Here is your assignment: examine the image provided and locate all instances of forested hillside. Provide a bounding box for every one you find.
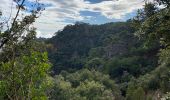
[0,0,170,99]
[46,0,170,99]
[47,22,159,77]
[46,20,161,99]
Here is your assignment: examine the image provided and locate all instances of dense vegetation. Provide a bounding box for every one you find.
[47,21,159,79]
[0,0,170,99]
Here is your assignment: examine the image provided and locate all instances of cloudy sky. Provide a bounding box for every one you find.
[0,0,148,38]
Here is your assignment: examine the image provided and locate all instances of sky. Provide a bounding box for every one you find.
[0,0,149,38]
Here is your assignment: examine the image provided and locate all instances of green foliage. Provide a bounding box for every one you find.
[0,0,50,99]
[47,22,141,73]
[131,87,145,100]
[0,51,51,99]
[134,1,170,47]
[85,57,104,70]
[159,46,170,65]
[47,21,158,79]
[127,1,170,98]
[126,83,145,100]
[50,69,122,100]
[1,0,170,99]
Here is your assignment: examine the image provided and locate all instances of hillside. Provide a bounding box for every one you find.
[1,0,170,99]
[47,21,159,78]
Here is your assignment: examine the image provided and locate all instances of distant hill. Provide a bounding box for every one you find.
[47,21,159,79]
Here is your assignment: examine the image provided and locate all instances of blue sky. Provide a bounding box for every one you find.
[85,0,114,3]
[79,10,137,24]
[0,0,147,38]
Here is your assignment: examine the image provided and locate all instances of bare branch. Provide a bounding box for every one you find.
[0,0,26,49]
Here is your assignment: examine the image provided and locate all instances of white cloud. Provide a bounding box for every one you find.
[1,0,151,38]
[0,0,35,30]
[0,0,17,23]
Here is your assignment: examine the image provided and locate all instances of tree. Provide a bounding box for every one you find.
[85,57,104,71]
[130,1,170,97]
[50,69,122,100]
[0,0,51,99]
[0,52,51,99]
[132,87,145,100]
[154,0,170,7]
